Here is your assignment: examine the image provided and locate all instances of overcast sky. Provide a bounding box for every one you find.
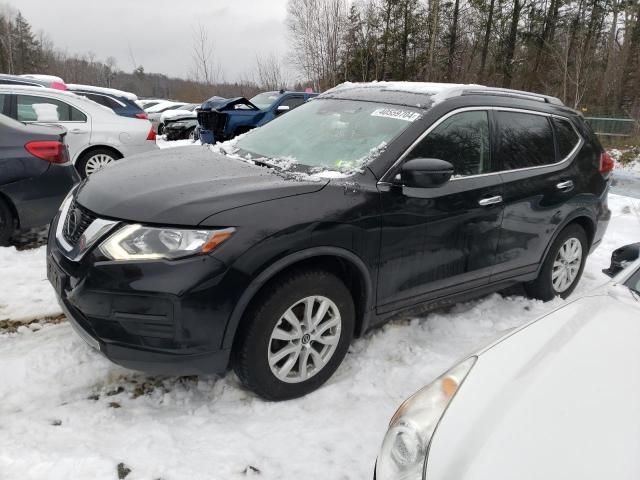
[9,0,292,81]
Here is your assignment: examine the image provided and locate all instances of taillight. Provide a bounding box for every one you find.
[50,81,67,91]
[599,151,615,175]
[25,141,68,164]
[146,127,156,141]
[135,112,148,119]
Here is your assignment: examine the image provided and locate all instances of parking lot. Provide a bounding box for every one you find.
[1,179,639,479]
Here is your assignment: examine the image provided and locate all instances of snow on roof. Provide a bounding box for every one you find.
[322,81,564,106]
[324,81,483,96]
[20,74,65,84]
[66,84,138,101]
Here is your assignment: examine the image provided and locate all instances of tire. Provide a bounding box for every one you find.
[186,127,196,140]
[232,269,355,401]
[525,224,588,301]
[76,148,121,179]
[157,123,165,135]
[0,198,15,246]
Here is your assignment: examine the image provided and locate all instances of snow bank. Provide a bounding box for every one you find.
[0,246,61,322]
[0,194,638,479]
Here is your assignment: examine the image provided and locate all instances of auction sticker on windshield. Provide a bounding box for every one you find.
[371,108,421,122]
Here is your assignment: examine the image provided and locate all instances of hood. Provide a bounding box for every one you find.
[426,290,640,480]
[200,96,259,111]
[165,113,197,123]
[75,146,327,225]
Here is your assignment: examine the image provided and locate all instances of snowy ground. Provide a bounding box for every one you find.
[1,176,639,477]
[610,148,640,199]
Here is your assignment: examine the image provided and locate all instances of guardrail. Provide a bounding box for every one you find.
[584,117,638,137]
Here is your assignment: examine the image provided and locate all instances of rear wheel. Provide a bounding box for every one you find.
[232,269,355,400]
[525,224,588,301]
[186,127,196,140]
[76,148,121,178]
[0,198,15,246]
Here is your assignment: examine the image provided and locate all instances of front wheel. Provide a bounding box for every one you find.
[525,224,588,301]
[232,269,355,400]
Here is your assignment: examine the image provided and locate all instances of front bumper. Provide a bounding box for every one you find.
[47,212,235,375]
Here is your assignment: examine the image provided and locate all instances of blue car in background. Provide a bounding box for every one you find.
[66,84,148,119]
[197,90,317,144]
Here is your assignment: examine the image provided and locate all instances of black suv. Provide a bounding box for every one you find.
[47,83,611,400]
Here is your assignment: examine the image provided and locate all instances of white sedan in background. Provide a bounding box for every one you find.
[0,85,158,177]
[146,101,189,133]
[376,243,640,480]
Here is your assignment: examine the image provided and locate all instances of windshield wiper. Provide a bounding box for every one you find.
[252,158,275,169]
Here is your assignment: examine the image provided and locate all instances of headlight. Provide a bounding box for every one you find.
[99,224,235,261]
[169,122,186,128]
[376,357,476,480]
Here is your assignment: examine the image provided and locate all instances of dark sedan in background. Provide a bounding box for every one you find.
[0,113,79,245]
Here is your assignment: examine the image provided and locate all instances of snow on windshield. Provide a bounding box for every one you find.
[233,99,417,175]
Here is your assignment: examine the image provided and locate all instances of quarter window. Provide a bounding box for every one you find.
[495,111,555,169]
[552,117,580,159]
[16,95,87,122]
[406,110,492,176]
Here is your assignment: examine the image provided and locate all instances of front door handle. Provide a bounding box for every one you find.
[478,195,503,206]
[556,180,574,192]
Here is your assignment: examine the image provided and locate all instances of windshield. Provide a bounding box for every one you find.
[235,99,420,171]
[250,92,281,110]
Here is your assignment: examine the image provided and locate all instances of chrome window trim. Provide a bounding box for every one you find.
[379,106,584,184]
[55,194,120,262]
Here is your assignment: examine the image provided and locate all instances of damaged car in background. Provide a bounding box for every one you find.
[197,90,317,144]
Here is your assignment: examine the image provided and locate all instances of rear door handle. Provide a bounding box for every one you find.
[69,129,85,134]
[556,180,574,192]
[478,195,503,206]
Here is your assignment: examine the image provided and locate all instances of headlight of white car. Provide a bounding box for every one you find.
[99,224,235,261]
[376,357,476,480]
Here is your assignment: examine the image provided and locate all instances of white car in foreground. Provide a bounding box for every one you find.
[0,85,158,177]
[376,243,640,480]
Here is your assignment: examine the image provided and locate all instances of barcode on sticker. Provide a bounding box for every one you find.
[371,108,421,122]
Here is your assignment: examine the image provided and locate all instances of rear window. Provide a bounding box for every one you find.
[495,111,556,170]
[552,117,581,159]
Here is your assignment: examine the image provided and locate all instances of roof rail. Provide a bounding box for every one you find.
[460,87,564,106]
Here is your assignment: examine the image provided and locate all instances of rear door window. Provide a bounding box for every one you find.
[406,110,493,176]
[16,95,86,122]
[495,111,555,169]
[552,117,581,159]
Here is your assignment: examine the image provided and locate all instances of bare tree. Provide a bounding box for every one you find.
[190,23,221,86]
[286,0,347,90]
[255,52,290,90]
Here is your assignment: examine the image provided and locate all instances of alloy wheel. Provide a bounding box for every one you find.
[268,295,342,383]
[552,237,583,293]
[84,154,115,176]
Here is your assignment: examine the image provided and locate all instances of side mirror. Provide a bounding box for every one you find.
[603,243,640,277]
[401,158,454,188]
[276,105,290,114]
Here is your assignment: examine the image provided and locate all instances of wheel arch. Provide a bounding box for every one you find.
[75,144,123,165]
[536,210,597,276]
[222,247,374,350]
[0,190,19,229]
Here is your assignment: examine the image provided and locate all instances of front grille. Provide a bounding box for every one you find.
[62,201,97,246]
[197,110,227,140]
